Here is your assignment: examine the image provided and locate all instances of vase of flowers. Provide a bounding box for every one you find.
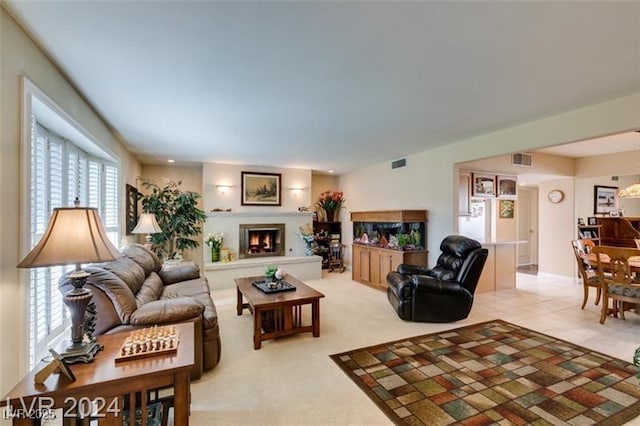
[298,224,317,256]
[316,190,346,222]
[206,233,224,262]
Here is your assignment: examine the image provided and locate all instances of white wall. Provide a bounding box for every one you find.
[340,93,640,274]
[575,175,640,221]
[202,163,312,213]
[574,151,640,219]
[538,178,575,277]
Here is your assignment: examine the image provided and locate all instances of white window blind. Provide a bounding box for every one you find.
[28,119,119,368]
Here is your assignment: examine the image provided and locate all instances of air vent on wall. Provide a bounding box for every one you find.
[391,158,407,169]
[512,152,532,167]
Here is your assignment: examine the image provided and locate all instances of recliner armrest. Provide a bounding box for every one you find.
[397,264,430,276]
[129,297,204,325]
[411,275,469,296]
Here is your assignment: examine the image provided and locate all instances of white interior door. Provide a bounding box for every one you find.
[517,188,538,265]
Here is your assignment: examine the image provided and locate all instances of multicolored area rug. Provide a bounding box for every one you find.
[330,320,640,425]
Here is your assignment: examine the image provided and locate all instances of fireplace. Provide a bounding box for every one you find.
[239,224,285,259]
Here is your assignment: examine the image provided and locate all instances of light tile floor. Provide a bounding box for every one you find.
[472,272,639,362]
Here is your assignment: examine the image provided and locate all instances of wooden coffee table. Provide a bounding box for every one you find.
[235,275,325,349]
[2,322,194,425]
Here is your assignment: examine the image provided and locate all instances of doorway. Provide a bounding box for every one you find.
[516,187,538,267]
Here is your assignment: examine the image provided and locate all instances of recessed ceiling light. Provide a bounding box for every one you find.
[328,169,334,174]
[167,159,175,163]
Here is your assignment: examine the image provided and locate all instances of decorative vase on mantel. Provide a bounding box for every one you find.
[211,247,220,262]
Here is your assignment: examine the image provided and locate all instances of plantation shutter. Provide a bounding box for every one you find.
[28,119,119,369]
[104,164,119,243]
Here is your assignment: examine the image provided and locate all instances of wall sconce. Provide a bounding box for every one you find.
[289,187,307,196]
[216,184,232,194]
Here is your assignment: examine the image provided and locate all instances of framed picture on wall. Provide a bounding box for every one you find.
[472,173,496,197]
[125,184,139,235]
[499,199,515,218]
[497,175,517,198]
[241,172,282,206]
[594,185,618,215]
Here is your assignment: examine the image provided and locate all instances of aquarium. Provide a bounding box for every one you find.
[353,221,425,251]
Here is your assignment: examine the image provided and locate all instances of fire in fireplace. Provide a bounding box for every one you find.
[239,224,285,258]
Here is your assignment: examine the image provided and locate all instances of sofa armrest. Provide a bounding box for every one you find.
[397,264,430,276]
[158,261,201,285]
[129,297,204,325]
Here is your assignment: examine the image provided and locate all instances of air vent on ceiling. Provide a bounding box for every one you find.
[512,152,532,167]
[391,158,407,169]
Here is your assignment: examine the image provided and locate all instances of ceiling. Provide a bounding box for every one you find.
[5,1,640,174]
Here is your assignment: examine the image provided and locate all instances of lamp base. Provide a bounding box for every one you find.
[61,269,102,363]
[55,339,102,364]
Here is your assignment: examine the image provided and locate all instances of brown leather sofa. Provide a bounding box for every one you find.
[59,244,221,380]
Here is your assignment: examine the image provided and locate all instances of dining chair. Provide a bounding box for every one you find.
[592,245,640,324]
[571,240,602,309]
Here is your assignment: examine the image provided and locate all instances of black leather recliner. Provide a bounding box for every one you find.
[386,235,488,323]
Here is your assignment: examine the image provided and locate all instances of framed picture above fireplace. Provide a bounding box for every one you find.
[241,171,282,206]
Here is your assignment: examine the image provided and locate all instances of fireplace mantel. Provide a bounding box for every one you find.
[207,211,312,218]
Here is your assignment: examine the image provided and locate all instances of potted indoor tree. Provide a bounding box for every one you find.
[138,178,207,261]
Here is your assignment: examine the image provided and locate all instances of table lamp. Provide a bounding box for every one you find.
[17,206,120,363]
[131,213,162,249]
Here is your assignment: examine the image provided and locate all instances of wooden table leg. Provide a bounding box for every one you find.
[312,300,320,337]
[253,307,262,350]
[173,371,190,426]
[236,286,243,315]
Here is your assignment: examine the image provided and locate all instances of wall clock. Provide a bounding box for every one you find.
[547,189,564,203]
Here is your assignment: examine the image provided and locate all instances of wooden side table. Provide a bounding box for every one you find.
[1,322,194,425]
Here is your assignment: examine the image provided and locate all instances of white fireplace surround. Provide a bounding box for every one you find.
[203,211,321,289]
[204,211,312,257]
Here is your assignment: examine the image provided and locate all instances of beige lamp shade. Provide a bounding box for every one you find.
[17,207,120,268]
[131,213,162,234]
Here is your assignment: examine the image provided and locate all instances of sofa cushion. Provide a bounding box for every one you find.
[129,297,204,325]
[159,261,201,285]
[84,266,137,323]
[162,278,218,330]
[122,244,162,275]
[101,256,146,294]
[135,271,164,307]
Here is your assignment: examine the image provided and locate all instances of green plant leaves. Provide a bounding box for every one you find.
[139,179,206,260]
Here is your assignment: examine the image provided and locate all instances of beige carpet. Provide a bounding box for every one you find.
[187,271,640,426]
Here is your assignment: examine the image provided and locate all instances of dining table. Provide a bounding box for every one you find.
[581,252,640,272]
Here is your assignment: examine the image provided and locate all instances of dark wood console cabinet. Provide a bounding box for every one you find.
[598,217,640,247]
[313,221,341,269]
